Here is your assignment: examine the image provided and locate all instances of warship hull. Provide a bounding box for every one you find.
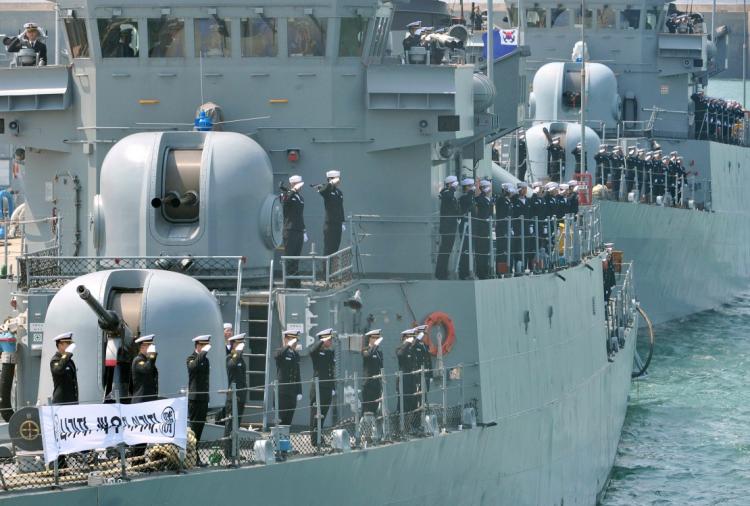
[3,261,636,506]
[600,141,750,325]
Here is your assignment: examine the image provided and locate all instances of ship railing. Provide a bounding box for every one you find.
[279,246,354,290]
[1,216,60,286]
[592,168,713,211]
[0,361,481,492]
[349,204,603,279]
[16,254,245,291]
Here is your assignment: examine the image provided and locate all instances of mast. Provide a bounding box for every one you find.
[486,0,495,177]
[580,0,587,175]
[744,0,747,107]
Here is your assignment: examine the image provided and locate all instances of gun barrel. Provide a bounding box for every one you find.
[76,285,121,332]
[150,191,181,209]
[179,190,199,207]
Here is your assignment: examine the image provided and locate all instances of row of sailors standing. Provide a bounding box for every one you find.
[691,92,746,145]
[436,177,580,280]
[594,145,688,206]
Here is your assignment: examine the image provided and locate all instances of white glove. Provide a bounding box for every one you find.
[416,332,424,341]
[66,343,76,355]
[202,344,212,353]
[404,337,414,344]
[373,337,383,347]
[296,394,303,401]
[332,390,336,396]
[341,224,346,232]
[236,342,245,352]
[331,177,340,185]
[147,344,156,354]
[529,226,534,234]
[287,338,297,348]
[303,233,308,243]
[295,344,302,351]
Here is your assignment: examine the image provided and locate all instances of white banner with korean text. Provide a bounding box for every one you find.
[39,397,188,464]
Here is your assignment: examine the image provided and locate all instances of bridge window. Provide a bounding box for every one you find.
[241,17,277,57]
[525,8,547,28]
[551,7,571,27]
[339,17,368,57]
[194,18,231,57]
[288,17,327,57]
[147,17,185,57]
[64,18,90,58]
[597,6,616,28]
[645,8,661,30]
[98,18,139,58]
[620,9,640,30]
[575,7,593,28]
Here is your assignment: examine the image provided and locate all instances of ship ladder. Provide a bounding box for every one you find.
[242,263,276,429]
[632,306,655,378]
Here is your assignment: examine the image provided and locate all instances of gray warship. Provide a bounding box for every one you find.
[493,0,750,324]
[0,0,640,504]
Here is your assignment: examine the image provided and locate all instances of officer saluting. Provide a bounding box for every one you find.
[131,335,158,403]
[223,333,247,455]
[275,329,302,425]
[458,178,477,280]
[396,328,418,421]
[474,180,494,279]
[435,176,460,280]
[281,175,306,288]
[309,328,336,446]
[186,335,211,442]
[412,325,432,397]
[361,329,384,416]
[403,21,422,52]
[51,332,78,405]
[317,170,345,255]
[223,323,233,355]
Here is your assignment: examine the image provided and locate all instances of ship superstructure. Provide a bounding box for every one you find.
[0,1,639,504]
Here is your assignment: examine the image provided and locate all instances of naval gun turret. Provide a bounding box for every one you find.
[76,285,121,333]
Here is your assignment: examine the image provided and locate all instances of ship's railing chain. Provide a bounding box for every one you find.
[279,246,354,289]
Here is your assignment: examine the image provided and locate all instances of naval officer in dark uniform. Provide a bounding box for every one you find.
[275,329,302,426]
[494,183,513,274]
[131,335,158,403]
[412,325,432,398]
[130,334,158,456]
[403,21,422,52]
[458,178,477,280]
[396,328,418,423]
[309,328,336,446]
[435,175,460,280]
[281,175,306,288]
[223,333,247,456]
[317,170,345,255]
[4,22,47,66]
[474,180,494,279]
[186,334,211,442]
[50,332,78,405]
[361,329,384,416]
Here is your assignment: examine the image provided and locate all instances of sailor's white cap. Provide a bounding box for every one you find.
[567,180,578,186]
[508,186,518,195]
[326,170,340,179]
[400,328,416,336]
[192,334,211,343]
[479,179,492,189]
[283,329,301,337]
[316,328,334,339]
[559,183,570,191]
[223,323,233,330]
[604,242,614,249]
[406,20,422,28]
[413,324,427,333]
[501,182,513,191]
[461,178,474,186]
[531,181,542,188]
[365,329,382,337]
[289,175,303,185]
[53,332,73,343]
[545,182,558,191]
[135,334,155,344]
[517,182,528,189]
[228,333,246,342]
[23,22,39,30]
[444,175,458,185]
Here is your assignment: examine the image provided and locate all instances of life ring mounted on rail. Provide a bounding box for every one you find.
[423,311,457,357]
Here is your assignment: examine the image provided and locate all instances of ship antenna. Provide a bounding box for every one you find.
[744,0,747,108]
[199,50,205,105]
[580,0,587,175]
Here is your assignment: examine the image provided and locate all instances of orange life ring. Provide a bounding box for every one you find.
[423,311,456,357]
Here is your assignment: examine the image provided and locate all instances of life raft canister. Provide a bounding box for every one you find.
[423,311,456,357]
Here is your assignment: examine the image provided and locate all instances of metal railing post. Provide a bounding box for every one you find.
[506,217,511,271]
[649,169,653,204]
[467,215,474,276]
[397,371,405,436]
[489,216,496,278]
[441,365,447,430]
[314,376,322,448]
[353,372,360,445]
[379,368,389,440]
[520,215,526,272]
[534,216,539,271]
[273,380,280,427]
[420,368,427,426]
[231,383,239,467]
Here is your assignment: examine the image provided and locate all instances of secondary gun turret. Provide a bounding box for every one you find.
[76,285,121,333]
